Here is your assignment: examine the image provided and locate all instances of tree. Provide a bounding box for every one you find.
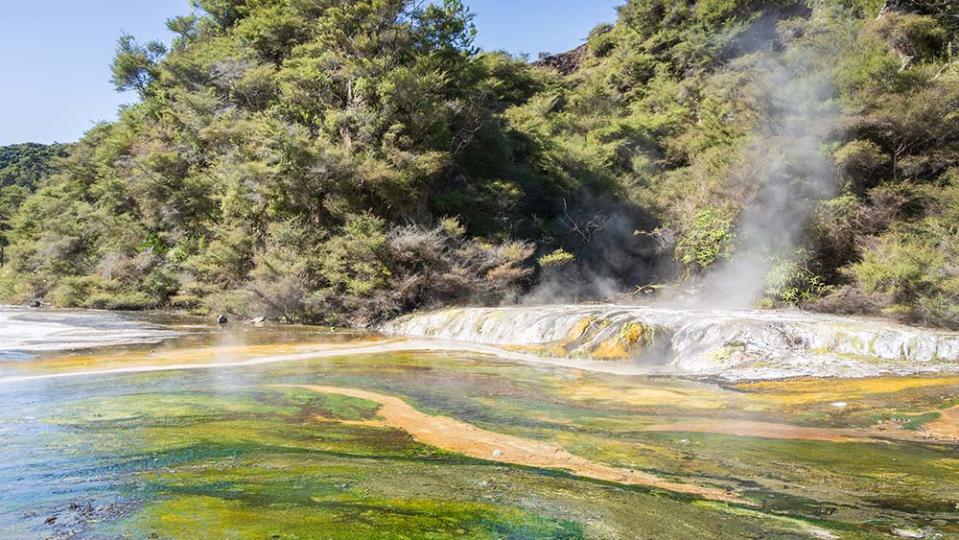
[166,14,199,50]
[110,34,167,96]
[190,0,246,28]
[6,0,957,329]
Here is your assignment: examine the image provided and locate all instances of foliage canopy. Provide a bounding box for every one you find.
[3,0,958,328]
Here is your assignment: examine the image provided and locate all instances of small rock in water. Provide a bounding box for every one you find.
[830,402,848,409]
[492,449,503,458]
[679,439,690,445]
[892,528,924,539]
[216,314,229,325]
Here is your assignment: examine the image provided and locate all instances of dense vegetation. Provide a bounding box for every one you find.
[0,143,68,267]
[2,0,957,328]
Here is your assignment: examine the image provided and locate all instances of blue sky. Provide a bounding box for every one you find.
[0,1,621,146]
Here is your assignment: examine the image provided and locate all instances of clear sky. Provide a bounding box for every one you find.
[0,1,621,146]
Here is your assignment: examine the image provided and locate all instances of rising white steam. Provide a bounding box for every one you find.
[699,18,841,308]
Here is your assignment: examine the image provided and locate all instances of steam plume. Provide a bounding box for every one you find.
[699,25,841,308]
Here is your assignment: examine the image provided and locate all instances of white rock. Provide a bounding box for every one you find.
[892,528,924,539]
[382,305,959,380]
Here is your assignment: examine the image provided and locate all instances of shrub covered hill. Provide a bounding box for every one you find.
[1,0,957,328]
[0,143,69,267]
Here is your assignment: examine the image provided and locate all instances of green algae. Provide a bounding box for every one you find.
[124,457,590,540]
[270,385,383,420]
[116,493,587,540]
[44,393,302,426]
[4,334,959,538]
[31,381,838,538]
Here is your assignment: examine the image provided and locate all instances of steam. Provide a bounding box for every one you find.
[698,24,840,308]
[520,11,841,309]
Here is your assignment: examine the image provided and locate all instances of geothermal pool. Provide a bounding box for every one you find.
[1,307,958,539]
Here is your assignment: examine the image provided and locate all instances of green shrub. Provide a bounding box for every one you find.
[870,13,948,61]
[835,37,918,96]
[838,0,885,18]
[850,233,943,301]
[318,214,389,299]
[85,291,159,311]
[834,140,890,191]
[588,24,616,57]
[675,208,737,272]
[538,249,576,269]
[764,252,828,306]
[48,276,101,307]
[0,266,33,304]
[810,195,861,278]
[143,269,180,300]
[848,221,959,327]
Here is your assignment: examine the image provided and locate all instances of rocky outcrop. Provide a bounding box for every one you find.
[534,44,587,75]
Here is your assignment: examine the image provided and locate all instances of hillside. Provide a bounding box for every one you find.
[0,143,68,266]
[1,0,957,328]
[0,143,67,189]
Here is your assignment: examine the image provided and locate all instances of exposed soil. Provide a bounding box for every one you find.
[924,405,959,440]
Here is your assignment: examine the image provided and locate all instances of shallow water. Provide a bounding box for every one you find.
[1,309,958,539]
[0,307,182,361]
